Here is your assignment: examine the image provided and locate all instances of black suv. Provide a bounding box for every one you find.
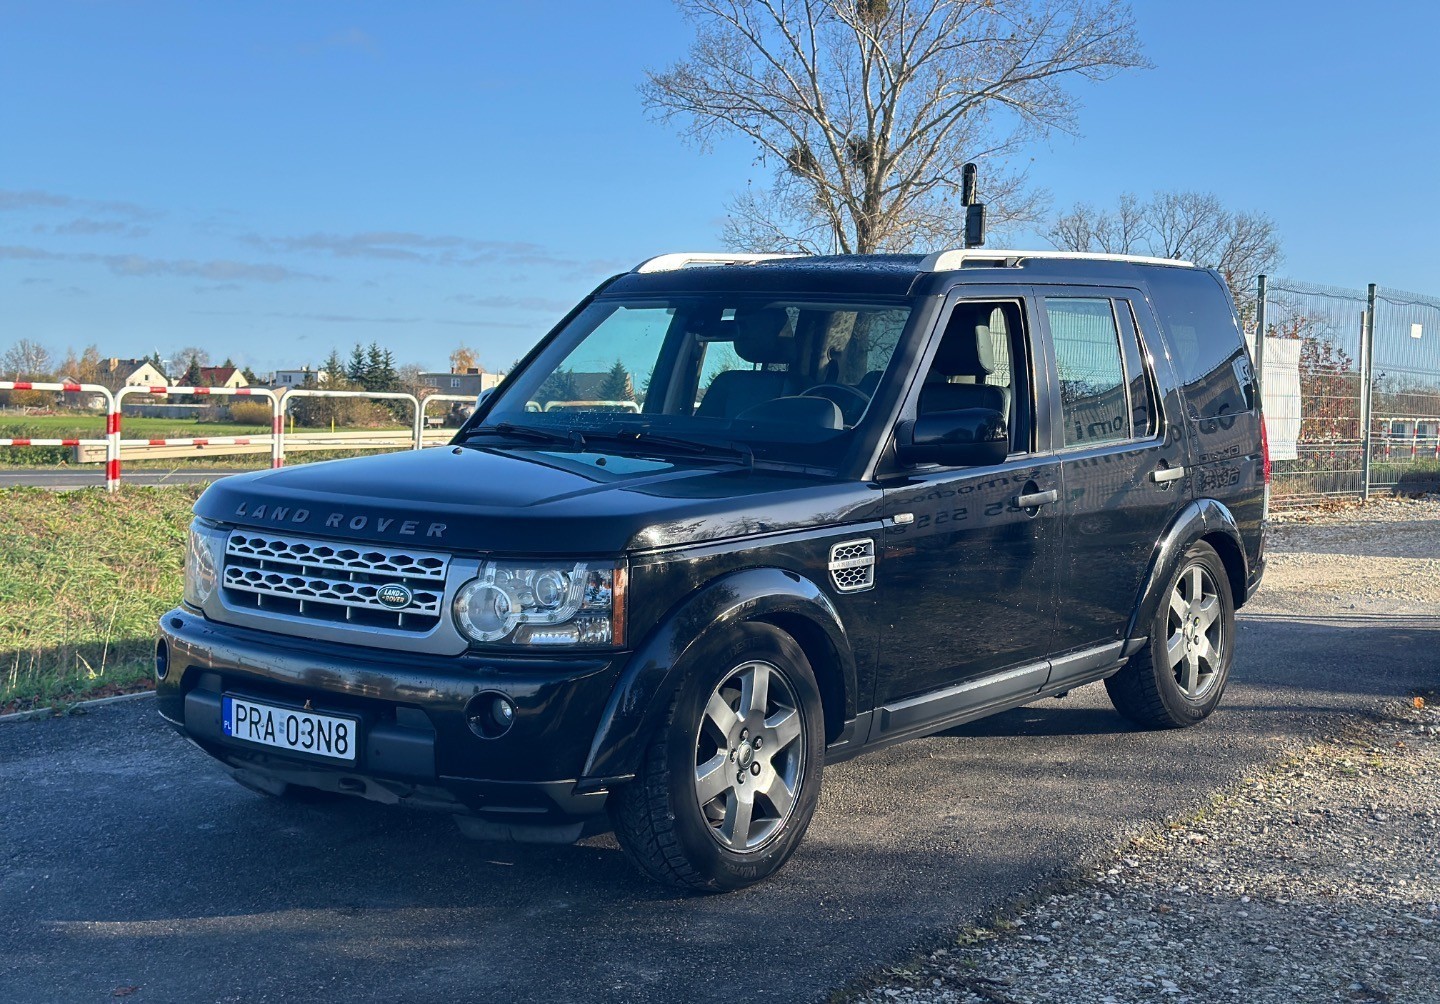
[157,250,1267,891]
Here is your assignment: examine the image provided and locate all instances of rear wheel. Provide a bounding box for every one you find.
[1106,540,1235,728]
[609,622,824,892]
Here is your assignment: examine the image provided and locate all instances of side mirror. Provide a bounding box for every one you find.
[897,407,1009,467]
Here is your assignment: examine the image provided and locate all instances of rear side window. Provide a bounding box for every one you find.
[1046,298,1129,447]
[1116,301,1159,438]
[1144,267,1255,420]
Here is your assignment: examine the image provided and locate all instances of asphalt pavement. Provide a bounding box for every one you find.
[2,602,1433,1003]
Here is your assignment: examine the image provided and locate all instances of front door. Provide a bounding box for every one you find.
[874,292,1060,717]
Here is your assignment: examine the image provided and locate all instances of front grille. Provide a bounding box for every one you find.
[222,531,451,632]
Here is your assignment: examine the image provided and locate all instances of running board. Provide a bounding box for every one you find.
[866,644,1127,750]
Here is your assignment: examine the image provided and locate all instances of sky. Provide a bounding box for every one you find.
[2,1,1437,376]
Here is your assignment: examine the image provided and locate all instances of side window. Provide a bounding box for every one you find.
[1144,267,1254,419]
[918,299,1031,453]
[1116,300,1160,438]
[1045,298,1129,448]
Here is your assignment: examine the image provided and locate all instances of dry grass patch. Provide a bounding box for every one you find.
[0,486,199,712]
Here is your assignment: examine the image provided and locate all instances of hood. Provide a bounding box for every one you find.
[193,445,880,554]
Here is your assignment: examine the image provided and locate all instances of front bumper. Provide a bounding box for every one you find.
[156,607,632,827]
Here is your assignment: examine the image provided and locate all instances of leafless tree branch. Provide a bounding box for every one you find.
[1044,190,1284,302]
[644,0,1148,253]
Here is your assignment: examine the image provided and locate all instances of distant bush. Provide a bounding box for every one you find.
[291,394,399,429]
[226,400,273,427]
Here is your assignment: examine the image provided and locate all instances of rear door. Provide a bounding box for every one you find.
[1038,288,1189,674]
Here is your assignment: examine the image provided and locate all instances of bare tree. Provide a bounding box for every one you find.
[397,363,428,400]
[1046,192,1145,254]
[171,346,210,374]
[1045,190,1282,302]
[1,339,54,378]
[645,0,1148,254]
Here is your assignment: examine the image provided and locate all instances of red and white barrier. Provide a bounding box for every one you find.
[278,389,423,462]
[0,381,118,490]
[113,385,283,486]
[3,382,478,491]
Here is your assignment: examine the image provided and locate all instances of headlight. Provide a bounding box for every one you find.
[184,520,221,607]
[453,560,625,648]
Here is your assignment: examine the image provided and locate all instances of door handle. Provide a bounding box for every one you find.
[1151,465,1186,484]
[1016,489,1059,508]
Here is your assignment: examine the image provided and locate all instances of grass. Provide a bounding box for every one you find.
[4,414,272,437]
[0,486,199,713]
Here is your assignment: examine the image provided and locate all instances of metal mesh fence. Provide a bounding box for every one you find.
[1252,277,1440,508]
[1370,287,1440,492]
[1258,279,1368,507]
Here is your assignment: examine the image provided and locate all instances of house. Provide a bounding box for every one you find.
[420,368,504,397]
[197,366,248,389]
[100,358,168,390]
[55,376,109,410]
[269,367,327,389]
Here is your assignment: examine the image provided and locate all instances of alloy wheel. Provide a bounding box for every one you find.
[1166,564,1224,699]
[693,660,806,852]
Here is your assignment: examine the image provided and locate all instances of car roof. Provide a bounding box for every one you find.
[603,252,1207,299]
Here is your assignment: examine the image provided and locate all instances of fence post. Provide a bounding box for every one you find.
[1360,283,1378,501]
[272,392,285,469]
[1253,274,1267,403]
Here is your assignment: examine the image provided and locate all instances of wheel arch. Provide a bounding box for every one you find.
[756,609,849,747]
[581,567,858,784]
[1200,528,1248,611]
[1126,498,1248,644]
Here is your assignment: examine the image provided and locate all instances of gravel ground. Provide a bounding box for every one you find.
[1254,495,1440,615]
[851,496,1440,1004]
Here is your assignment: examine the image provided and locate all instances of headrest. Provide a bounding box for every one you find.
[932,303,996,378]
[731,308,794,365]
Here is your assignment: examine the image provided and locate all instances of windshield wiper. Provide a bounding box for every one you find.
[460,423,577,447]
[585,428,754,467]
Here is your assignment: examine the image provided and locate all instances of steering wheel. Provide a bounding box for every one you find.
[801,383,871,426]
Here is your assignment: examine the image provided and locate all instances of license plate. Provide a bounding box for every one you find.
[222,696,358,762]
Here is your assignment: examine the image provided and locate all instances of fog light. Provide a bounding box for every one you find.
[155,639,169,680]
[465,691,516,739]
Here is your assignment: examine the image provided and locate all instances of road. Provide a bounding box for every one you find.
[1,515,1436,1003]
[0,467,255,489]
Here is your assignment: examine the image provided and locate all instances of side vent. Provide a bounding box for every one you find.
[828,538,876,593]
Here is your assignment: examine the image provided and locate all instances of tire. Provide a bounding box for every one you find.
[1105,540,1235,729]
[609,622,825,892]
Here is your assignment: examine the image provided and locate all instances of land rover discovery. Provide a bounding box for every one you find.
[157,249,1267,891]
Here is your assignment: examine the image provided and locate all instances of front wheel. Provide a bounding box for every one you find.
[1105,540,1235,728]
[609,622,825,892]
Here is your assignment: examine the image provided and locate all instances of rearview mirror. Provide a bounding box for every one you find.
[897,408,1008,467]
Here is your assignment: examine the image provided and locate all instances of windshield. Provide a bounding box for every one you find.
[478,294,914,467]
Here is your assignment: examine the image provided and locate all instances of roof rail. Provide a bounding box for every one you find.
[917,249,1195,272]
[632,252,805,273]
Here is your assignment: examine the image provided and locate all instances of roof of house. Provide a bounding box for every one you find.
[198,366,243,385]
[105,358,160,374]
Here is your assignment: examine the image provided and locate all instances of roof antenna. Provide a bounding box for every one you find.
[961,163,986,249]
